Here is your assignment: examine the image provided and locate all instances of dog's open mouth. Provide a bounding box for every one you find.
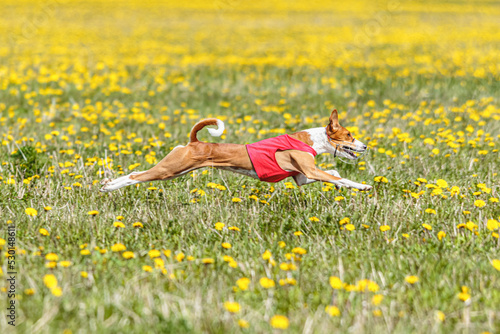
[342,146,365,158]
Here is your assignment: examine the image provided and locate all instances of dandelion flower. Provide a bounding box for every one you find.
[143,265,153,272]
[215,222,225,230]
[380,225,390,232]
[122,251,135,259]
[87,210,99,216]
[309,216,319,222]
[202,258,215,264]
[291,247,306,255]
[232,198,242,203]
[372,294,384,306]
[25,208,38,216]
[80,249,91,255]
[259,277,275,289]
[329,276,342,289]
[270,315,289,329]
[236,277,251,291]
[405,276,419,284]
[491,259,500,271]
[437,231,446,241]
[133,222,143,228]
[51,287,62,297]
[113,221,125,228]
[345,224,355,231]
[458,286,470,302]
[238,319,249,328]
[223,301,240,313]
[43,274,58,289]
[222,242,232,249]
[436,179,448,188]
[59,261,72,267]
[111,243,126,252]
[45,253,59,261]
[422,223,432,230]
[374,176,388,183]
[474,199,486,208]
[39,228,50,236]
[148,249,161,258]
[325,305,340,317]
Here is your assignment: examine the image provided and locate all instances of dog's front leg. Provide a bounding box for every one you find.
[293,170,340,186]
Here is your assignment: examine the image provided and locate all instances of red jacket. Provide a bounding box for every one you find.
[246,134,317,183]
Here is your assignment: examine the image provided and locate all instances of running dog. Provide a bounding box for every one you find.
[100,109,372,192]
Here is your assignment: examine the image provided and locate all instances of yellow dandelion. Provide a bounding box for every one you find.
[45,253,59,261]
[202,258,215,264]
[309,216,320,222]
[422,223,432,231]
[259,277,275,289]
[113,221,125,228]
[437,231,446,241]
[148,249,161,258]
[329,276,342,289]
[270,315,289,329]
[142,265,153,272]
[133,222,143,228]
[80,249,91,255]
[380,225,391,232]
[372,294,384,306]
[59,261,72,267]
[291,247,306,255]
[215,222,225,230]
[236,277,251,291]
[491,259,500,271]
[87,210,99,216]
[474,199,486,208]
[325,305,340,317]
[405,276,419,284]
[39,228,50,236]
[232,198,242,203]
[122,251,135,259]
[223,301,241,313]
[25,208,38,217]
[222,242,232,249]
[345,223,355,231]
[238,319,250,328]
[43,274,58,289]
[111,243,126,252]
[51,287,62,297]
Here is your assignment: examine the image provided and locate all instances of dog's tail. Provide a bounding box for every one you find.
[189,118,225,143]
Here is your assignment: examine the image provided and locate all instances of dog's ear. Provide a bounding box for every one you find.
[328,109,340,132]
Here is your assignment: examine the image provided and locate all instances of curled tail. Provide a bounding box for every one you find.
[189,118,225,142]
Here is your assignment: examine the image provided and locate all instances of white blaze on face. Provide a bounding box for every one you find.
[353,139,367,152]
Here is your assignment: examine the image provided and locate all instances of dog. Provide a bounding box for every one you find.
[100,109,372,192]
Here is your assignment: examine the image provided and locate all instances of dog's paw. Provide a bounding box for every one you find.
[361,184,373,191]
[100,178,111,185]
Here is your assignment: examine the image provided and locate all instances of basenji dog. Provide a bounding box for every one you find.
[100,109,372,192]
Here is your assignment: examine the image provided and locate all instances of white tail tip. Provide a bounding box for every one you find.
[207,119,225,137]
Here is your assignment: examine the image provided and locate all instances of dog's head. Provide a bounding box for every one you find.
[325,109,367,160]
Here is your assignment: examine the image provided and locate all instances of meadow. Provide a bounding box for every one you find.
[0,0,499,333]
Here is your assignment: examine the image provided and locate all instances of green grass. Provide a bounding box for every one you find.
[1,64,499,333]
[1,1,500,332]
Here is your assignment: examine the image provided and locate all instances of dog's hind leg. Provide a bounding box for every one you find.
[100,145,200,192]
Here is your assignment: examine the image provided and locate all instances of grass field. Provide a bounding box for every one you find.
[1,0,500,333]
